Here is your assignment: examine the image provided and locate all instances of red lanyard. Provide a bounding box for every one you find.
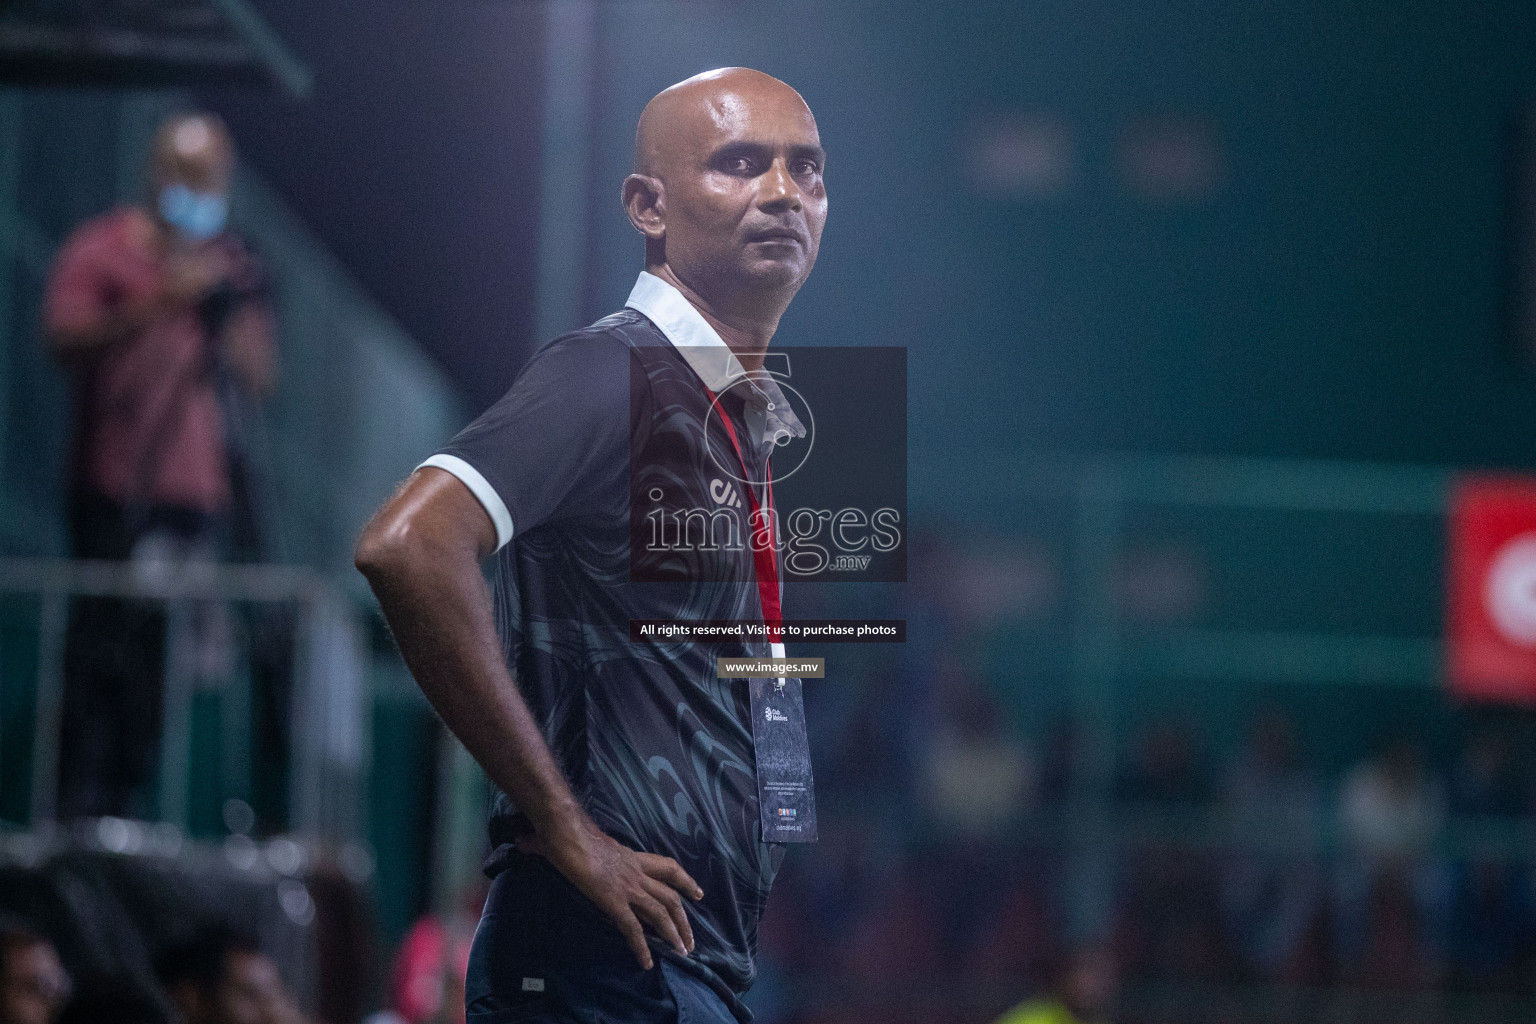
[705,389,782,638]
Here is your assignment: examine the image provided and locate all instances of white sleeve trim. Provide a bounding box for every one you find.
[417,454,514,551]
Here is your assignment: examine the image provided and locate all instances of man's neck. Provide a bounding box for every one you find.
[645,263,785,373]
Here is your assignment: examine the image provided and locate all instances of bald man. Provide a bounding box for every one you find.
[356,69,828,1023]
[44,111,275,819]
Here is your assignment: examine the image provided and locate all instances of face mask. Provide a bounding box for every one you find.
[158,183,228,241]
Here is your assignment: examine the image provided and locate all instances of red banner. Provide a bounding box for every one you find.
[1447,476,1536,703]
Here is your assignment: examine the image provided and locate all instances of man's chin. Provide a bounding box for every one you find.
[738,256,809,292]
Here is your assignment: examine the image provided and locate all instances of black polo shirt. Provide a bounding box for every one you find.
[420,272,805,1018]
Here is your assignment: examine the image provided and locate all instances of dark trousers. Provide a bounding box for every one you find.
[57,493,216,820]
[466,851,738,1024]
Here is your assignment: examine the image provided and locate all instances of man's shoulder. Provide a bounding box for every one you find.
[519,308,675,394]
[539,307,667,357]
[498,310,664,414]
[56,206,141,264]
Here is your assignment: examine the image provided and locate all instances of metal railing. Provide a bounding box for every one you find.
[0,557,368,842]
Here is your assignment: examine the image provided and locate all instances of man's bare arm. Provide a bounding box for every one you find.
[354,468,701,968]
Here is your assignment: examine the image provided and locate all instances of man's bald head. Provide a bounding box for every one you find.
[634,68,816,179]
[624,68,826,326]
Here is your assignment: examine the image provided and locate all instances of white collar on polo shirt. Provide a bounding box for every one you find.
[624,270,746,392]
[624,271,807,449]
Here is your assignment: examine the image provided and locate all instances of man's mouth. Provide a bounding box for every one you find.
[747,228,805,246]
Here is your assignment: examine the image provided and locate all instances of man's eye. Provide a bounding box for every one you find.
[724,157,755,173]
[793,161,820,175]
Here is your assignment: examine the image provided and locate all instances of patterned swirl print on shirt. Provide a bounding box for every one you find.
[466,311,787,1005]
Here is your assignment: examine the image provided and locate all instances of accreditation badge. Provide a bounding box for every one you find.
[748,676,818,843]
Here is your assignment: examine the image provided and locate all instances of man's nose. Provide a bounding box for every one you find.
[757,158,802,212]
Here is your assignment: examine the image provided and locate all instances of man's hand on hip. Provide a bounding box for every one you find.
[516,813,703,969]
[356,468,702,973]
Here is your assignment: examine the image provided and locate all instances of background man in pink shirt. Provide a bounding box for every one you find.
[42,111,276,819]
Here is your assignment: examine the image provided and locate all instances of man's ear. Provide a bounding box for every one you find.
[622,174,666,240]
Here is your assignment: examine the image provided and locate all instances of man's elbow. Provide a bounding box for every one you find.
[354,514,415,584]
[356,470,487,585]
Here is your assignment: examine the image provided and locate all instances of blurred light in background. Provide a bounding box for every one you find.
[1117,118,1225,202]
[968,116,1079,198]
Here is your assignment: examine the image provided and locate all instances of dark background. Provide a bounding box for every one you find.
[205,0,546,401]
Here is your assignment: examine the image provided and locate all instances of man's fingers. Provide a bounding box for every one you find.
[643,875,695,953]
[608,903,653,970]
[632,890,688,957]
[637,852,704,900]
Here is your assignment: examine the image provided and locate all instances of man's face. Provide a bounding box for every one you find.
[0,941,69,1024]
[659,86,827,297]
